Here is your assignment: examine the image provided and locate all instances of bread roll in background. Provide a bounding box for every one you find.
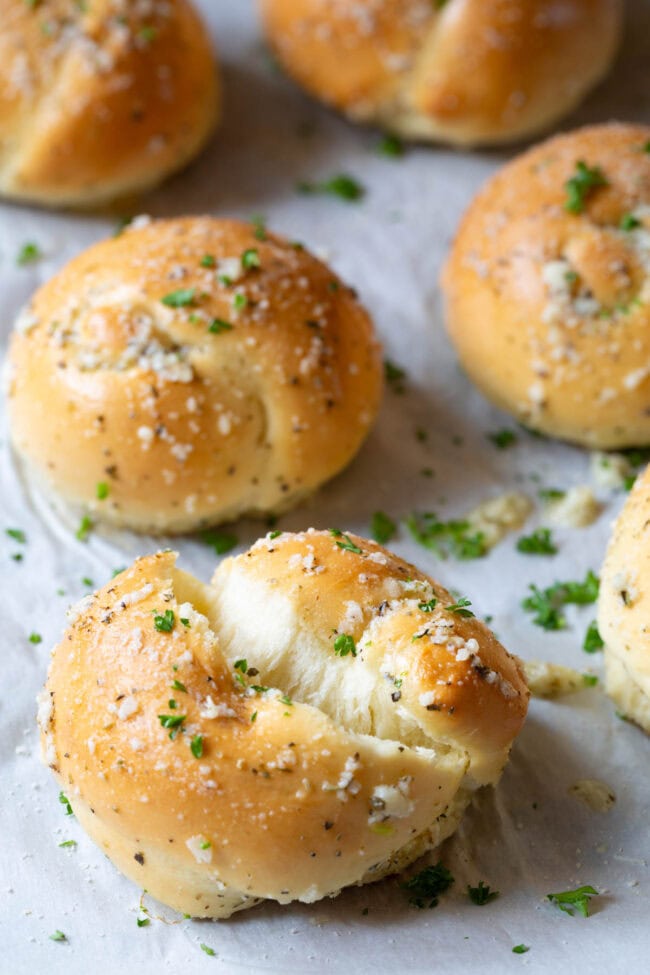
[599,464,650,731]
[0,0,219,206]
[260,0,623,146]
[7,217,383,534]
[443,122,650,448]
[39,531,528,917]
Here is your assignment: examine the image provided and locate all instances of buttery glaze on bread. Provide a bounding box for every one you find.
[0,0,218,206]
[598,466,650,731]
[443,123,650,448]
[7,217,382,533]
[39,531,528,917]
[260,0,622,147]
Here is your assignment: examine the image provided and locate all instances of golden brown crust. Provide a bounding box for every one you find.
[260,0,622,146]
[7,217,383,533]
[598,465,650,731]
[39,533,528,917]
[442,123,650,448]
[0,0,219,206]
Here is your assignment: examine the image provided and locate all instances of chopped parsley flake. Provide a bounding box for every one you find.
[418,598,437,612]
[333,633,357,657]
[445,597,475,617]
[28,632,42,644]
[137,917,150,927]
[6,528,26,544]
[467,881,499,905]
[406,512,486,560]
[153,609,175,633]
[516,528,557,556]
[564,161,608,214]
[400,862,454,909]
[377,134,404,157]
[371,511,396,545]
[522,571,599,630]
[190,735,204,758]
[96,481,109,500]
[487,429,517,449]
[200,254,216,268]
[59,792,73,816]
[171,679,187,692]
[201,530,238,555]
[241,248,261,270]
[49,930,66,942]
[329,529,362,554]
[512,945,530,954]
[200,943,216,956]
[251,215,267,240]
[207,318,234,334]
[58,840,76,849]
[297,173,365,201]
[547,885,599,917]
[583,620,604,653]
[233,292,248,311]
[538,487,566,502]
[75,515,93,542]
[384,359,406,394]
[161,288,195,308]
[620,212,641,231]
[583,674,599,687]
[17,242,42,265]
[158,713,186,739]
[251,711,257,723]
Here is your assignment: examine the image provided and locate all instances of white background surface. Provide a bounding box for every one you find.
[2,2,650,972]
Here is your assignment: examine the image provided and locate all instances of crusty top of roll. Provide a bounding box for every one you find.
[8,217,382,534]
[598,464,650,728]
[40,532,528,917]
[260,0,622,146]
[443,123,650,449]
[0,0,218,206]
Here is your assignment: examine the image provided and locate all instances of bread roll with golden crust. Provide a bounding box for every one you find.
[598,465,650,731]
[7,217,382,534]
[0,0,218,206]
[260,0,622,147]
[443,123,650,448]
[39,531,528,918]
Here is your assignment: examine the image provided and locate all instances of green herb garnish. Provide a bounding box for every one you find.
[75,515,93,542]
[516,528,557,556]
[49,930,66,942]
[547,885,599,917]
[207,318,234,334]
[564,161,608,214]
[522,570,599,630]
[371,511,396,545]
[333,633,357,657]
[512,944,530,954]
[59,792,73,816]
[241,248,261,270]
[487,429,517,449]
[201,530,238,555]
[153,609,175,633]
[96,481,109,500]
[583,620,604,653]
[400,862,454,909]
[190,735,204,758]
[297,173,365,201]
[17,242,42,265]
[467,881,499,906]
[406,512,486,560]
[445,597,475,617]
[161,288,195,308]
[329,529,362,554]
[384,359,406,393]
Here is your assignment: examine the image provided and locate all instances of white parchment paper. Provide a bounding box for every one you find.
[2,2,650,972]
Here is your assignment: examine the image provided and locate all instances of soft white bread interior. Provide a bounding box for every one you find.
[8,217,383,534]
[260,0,623,147]
[443,122,650,448]
[39,531,528,918]
[0,0,219,206]
[599,465,650,731]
